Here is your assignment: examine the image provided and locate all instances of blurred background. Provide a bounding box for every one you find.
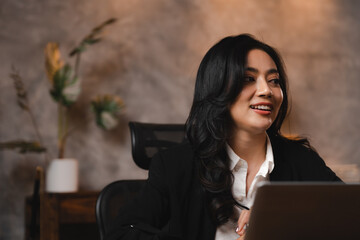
[1,0,360,239]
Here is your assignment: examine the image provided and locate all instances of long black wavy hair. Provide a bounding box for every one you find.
[185,34,289,225]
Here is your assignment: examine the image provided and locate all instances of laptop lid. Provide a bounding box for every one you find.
[245,182,360,240]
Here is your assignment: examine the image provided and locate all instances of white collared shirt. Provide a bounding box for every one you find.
[215,135,275,240]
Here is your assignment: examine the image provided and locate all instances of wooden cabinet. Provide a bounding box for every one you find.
[25,191,100,240]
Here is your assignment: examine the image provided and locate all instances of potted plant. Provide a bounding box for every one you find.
[0,18,124,192]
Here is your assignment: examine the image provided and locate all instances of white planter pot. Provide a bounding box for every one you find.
[46,158,79,193]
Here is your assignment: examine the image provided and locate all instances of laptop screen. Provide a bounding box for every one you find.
[245,182,360,240]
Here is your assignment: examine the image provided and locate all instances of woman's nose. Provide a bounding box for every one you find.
[256,77,272,97]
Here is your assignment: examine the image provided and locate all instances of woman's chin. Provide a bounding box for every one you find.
[249,122,273,134]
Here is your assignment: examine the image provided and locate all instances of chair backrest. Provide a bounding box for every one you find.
[128,121,186,170]
[96,122,186,240]
[95,180,146,240]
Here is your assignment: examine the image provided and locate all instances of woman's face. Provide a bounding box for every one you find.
[229,49,283,135]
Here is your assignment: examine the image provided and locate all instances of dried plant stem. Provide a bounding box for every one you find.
[27,107,50,165]
[28,110,42,144]
[58,103,72,159]
[60,112,93,145]
[74,53,81,78]
[58,103,66,158]
[10,67,49,165]
[57,103,63,158]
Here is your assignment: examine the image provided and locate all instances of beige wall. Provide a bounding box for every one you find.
[1,0,360,238]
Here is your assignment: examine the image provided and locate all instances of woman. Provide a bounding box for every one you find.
[107,34,341,240]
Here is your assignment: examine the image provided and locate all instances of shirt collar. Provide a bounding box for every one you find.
[226,134,275,175]
[226,143,241,170]
[259,135,275,176]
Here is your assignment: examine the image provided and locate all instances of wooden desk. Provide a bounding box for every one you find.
[25,191,100,240]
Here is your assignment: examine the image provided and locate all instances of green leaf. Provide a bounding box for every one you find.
[69,45,87,57]
[69,18,117,57]
[0,140,47,153]
[83,38,101,45]
[50,64,80,106]
[104,18,117,25]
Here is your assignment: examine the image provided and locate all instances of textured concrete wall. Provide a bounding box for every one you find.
[1,0,360,239]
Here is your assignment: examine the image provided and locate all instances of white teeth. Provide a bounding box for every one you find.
[251,105,271,110]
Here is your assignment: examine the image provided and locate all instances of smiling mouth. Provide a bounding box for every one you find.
[250,105,273,111]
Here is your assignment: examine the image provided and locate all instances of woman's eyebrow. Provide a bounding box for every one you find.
[245,67,258,73]
[245,67,278,75]
[267,69,279,75]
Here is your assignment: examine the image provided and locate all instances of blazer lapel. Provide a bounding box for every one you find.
[269,135,294,181]
[183,157,216,240]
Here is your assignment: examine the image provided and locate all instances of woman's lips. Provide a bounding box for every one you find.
[250,104,273,115]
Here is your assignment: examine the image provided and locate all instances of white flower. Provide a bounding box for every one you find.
[63,78,81,102]
[100,111,118,130]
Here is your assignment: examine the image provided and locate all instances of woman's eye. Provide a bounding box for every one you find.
[244,76,255,82]
[269,78,280,85]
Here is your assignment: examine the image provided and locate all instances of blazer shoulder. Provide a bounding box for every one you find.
[272,135,315,160]
[150,141,195,175]
[271,135,324,170]
[270,135,341,181]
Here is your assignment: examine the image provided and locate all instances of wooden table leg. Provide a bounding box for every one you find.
[40,193,59,240]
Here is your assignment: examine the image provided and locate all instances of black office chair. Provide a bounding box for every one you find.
[95,180,146,240]
[96,121,186,240]
[129,121,186,170]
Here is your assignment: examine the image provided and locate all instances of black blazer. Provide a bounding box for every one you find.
[107,135,341,240]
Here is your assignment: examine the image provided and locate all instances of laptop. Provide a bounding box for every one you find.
[245,182,360,240]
